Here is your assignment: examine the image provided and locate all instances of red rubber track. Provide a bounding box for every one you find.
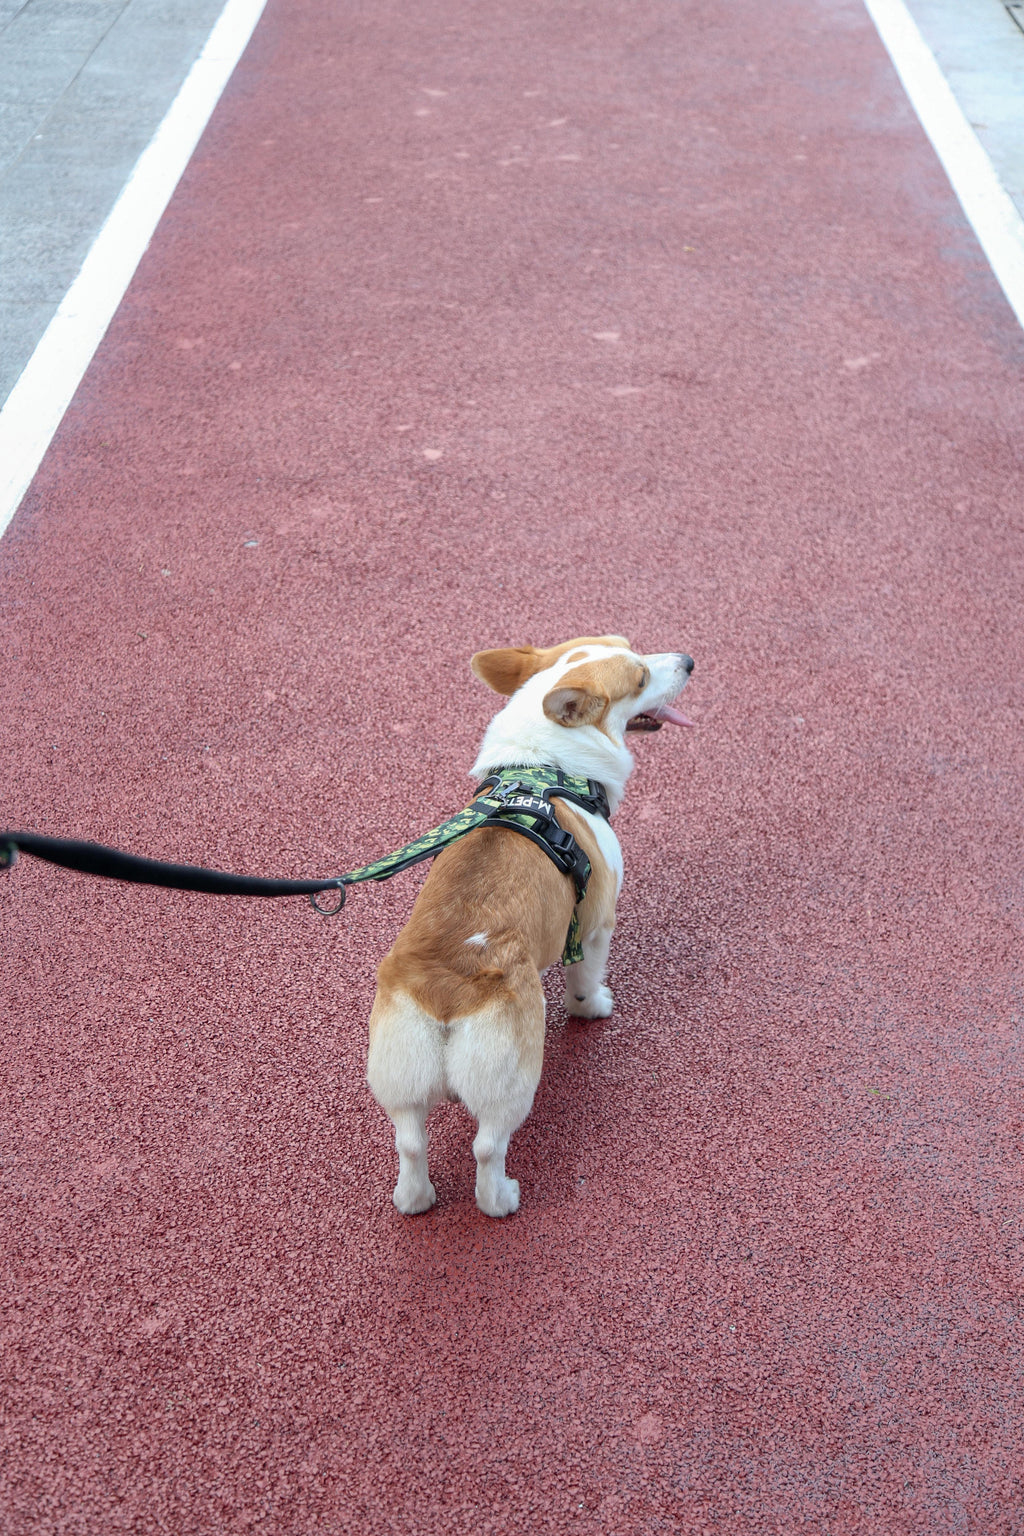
[2,1,1023,1531]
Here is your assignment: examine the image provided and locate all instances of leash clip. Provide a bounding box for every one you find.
[488,778,521,804]
[309,881,347,917]
[0,841,17,871]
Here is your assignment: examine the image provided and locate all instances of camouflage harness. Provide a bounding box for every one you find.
[331,765,611,965]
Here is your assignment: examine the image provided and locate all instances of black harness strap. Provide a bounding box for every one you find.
[478,767,610,822]
[470,778,603,901]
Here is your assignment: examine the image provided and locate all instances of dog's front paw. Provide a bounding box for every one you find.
[565,983,614,1019]
[393,1176,437,1216]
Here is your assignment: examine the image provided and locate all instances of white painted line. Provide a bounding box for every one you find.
[0,0,268,542]
[864,0,1024,332]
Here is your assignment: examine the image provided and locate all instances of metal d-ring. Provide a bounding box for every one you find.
[309,881,347,917]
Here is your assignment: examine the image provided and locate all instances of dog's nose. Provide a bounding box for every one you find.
[680,654,694,674]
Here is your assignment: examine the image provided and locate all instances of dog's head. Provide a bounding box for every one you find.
[471,635,694,745]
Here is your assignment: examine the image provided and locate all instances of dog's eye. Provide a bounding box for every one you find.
[637,666,650,693]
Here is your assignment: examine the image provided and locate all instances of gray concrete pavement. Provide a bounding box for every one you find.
[904,0,1024,219]
[0,0,227,407]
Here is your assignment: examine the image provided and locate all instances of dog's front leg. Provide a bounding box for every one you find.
[563,920,615,1018]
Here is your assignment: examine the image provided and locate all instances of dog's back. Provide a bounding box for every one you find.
[366,821,580,1217]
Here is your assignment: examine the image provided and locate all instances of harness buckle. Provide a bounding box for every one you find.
[545,825,574,854]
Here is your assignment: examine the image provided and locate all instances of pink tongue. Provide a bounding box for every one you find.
[649,703,694,728]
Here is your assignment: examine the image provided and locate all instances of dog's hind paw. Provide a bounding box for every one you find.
[393,1177,437,1215]
[476,1176,520,1219]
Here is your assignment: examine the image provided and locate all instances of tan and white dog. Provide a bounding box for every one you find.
[366,635,694,1218]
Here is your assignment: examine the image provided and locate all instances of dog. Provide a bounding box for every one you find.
[365,635,694,1217]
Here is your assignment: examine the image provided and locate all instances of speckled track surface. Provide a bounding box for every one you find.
[2,1,1023,1531]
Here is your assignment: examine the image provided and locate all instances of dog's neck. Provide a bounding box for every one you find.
[470,683,634,815]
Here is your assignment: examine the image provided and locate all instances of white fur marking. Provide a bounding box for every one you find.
[465,931,489,947]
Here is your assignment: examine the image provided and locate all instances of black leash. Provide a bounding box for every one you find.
[0,832,348,913]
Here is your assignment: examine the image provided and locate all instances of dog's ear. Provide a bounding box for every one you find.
[470,647,547,696]
[542,684,607,728]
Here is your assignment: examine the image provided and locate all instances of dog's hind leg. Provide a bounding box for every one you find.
[445,989,544,1218]
[367,989,444,1215]
[469,1102,531,1218]
[389,1105,435,1215]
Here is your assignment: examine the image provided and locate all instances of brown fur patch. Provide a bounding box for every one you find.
[470,635,631,696]
[374,825,576,1030]
[542,654,646,733]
